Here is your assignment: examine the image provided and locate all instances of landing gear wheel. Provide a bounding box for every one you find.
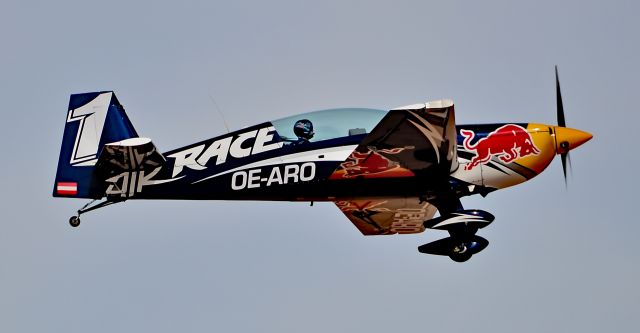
[449,252,472,262]
[418,235,489,261]
[69,216,81,228]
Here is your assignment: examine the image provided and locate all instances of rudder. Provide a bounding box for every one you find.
[53,91,138,198]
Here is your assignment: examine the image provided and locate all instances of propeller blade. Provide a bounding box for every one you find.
[561,152,569,186]
[556,66,566,128]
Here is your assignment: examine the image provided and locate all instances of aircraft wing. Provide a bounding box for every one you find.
[330,100,458,180]
[335,197,438,235]
[331,100,457,235]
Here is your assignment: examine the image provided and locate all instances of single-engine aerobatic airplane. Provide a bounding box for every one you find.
[53,68,592,262]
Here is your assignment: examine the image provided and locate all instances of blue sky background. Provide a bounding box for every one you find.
[1,1,638,332]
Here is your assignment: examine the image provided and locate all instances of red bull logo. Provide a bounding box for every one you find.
[341,148,403,177]
[461,124,540,171]
[337,148,407,178]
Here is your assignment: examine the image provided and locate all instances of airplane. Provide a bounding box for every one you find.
[53,67,592,262]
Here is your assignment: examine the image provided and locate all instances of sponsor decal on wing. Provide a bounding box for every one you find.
[329,148,414,179]
[336,199,435,235]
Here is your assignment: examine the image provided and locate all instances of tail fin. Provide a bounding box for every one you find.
[53,91,138,198]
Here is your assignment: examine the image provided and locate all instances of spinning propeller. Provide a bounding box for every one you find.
[553,66,592,185]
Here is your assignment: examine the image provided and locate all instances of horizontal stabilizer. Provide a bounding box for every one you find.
[94,138,166,199]
[96,138,165,173]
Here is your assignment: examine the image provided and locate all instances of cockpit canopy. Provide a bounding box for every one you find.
[271,108,387,143]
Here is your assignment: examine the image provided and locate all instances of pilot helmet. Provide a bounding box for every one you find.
[294,119,314,140]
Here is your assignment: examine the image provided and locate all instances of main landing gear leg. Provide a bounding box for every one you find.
[68,199,119,228]
[419,197,492,262]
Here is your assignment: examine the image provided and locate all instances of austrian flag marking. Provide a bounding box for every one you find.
[57,182,78,195]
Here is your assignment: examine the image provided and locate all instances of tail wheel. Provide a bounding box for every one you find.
[69,216,81,228]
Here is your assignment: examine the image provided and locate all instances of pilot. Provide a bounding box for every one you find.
[292,119,314,144]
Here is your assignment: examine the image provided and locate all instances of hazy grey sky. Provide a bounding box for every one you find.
[1,1,638,332]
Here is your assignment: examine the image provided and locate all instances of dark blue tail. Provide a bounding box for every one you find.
[53,91,139,198]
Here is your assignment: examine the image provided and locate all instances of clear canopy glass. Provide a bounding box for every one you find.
[271,108,387,143]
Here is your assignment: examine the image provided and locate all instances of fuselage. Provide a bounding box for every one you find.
[102,107,590,202]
